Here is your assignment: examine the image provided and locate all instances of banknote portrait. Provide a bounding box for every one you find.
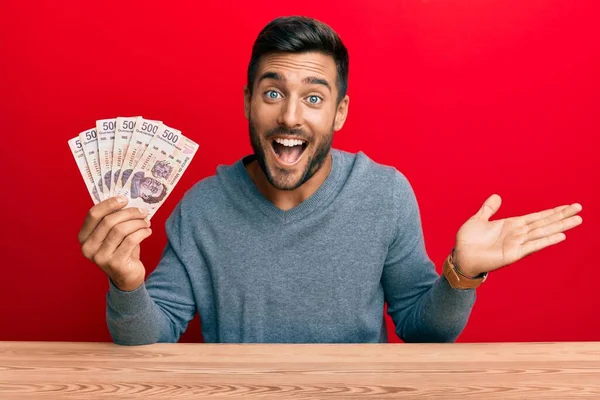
[91,185,101,203]
[96,178,104,194]
[130,171,168,204]
[151,160,173,180]
[120,168,133,187]
[103,170,112,192]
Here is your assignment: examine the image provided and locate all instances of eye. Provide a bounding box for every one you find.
[265,90,281,100]
[307,95,322,104]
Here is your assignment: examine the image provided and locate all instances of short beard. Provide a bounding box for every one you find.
[249,119,333,191]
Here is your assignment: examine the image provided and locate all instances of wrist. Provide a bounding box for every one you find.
[452,248,483,278]
[110,274,144,292]
[443,249,488,290]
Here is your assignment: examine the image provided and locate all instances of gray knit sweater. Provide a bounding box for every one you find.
[106,149,476,344]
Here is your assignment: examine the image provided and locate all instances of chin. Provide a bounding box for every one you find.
[264,155,309,191]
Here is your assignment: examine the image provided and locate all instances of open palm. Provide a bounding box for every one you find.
[453,194,583,277]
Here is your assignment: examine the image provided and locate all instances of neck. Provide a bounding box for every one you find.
[246,152,333,211]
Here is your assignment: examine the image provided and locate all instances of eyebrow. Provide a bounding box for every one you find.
[257,72,332,91]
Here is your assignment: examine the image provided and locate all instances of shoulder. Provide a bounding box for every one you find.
[333,149,421,244]
[334,149,420,228]
[183,174,224,206]
[165,159,242,227]
[180,161,240,212]
[335,149,414,199]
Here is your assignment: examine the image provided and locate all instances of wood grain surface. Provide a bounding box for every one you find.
[1,341,599,399]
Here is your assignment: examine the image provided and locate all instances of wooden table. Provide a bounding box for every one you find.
[1,341,599,399]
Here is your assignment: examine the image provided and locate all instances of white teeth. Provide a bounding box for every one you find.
[274,138,305,147]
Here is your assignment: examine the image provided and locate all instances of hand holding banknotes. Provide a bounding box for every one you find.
[69,116,199,290]
[78,197,151,291]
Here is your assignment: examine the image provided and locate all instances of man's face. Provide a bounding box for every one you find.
[140,177,164,200]
[245,52,349,191]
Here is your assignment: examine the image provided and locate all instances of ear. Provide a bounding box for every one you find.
[244,86,251,120]
[333,95,350,131]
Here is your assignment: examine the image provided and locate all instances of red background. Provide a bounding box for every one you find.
[0,0,598,343]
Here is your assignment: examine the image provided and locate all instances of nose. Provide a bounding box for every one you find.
[277,97,303,129]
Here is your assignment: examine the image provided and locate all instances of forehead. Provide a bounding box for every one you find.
[255,52,337,85]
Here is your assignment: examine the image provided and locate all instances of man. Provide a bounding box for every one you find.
[78,16,583,344]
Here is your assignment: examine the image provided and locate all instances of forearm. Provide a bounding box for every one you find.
[399,275,476,343]
[106,279,179,345]
[382,170,479,342]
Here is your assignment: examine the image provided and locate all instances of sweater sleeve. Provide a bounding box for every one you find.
[381,171,476,343]
[106,201,197,345]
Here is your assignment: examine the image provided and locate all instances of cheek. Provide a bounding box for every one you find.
[251,106,276,130]
[305,108,334,137]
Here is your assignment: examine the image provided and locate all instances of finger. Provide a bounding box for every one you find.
[526,215,583,242]
[89,207,149,246]
[527,203,583,231]
[521,232,567,257]
[476,194,502,221]
[110,228,153,266]
[81,207,149,260]
[93,220,152,266]
[518,205,569,225]
[78,196,128,244]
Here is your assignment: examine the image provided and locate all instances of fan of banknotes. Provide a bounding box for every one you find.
[68,117,199,220]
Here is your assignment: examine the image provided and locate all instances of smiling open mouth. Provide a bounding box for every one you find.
[271,138,308,165]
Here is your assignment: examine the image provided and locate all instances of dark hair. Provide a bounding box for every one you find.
[247,16,349,104]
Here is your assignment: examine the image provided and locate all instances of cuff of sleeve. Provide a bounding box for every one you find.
[440,274,477,295]
[107,278,153,317]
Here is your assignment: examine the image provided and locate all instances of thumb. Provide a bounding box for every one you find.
[476,194,502,221]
